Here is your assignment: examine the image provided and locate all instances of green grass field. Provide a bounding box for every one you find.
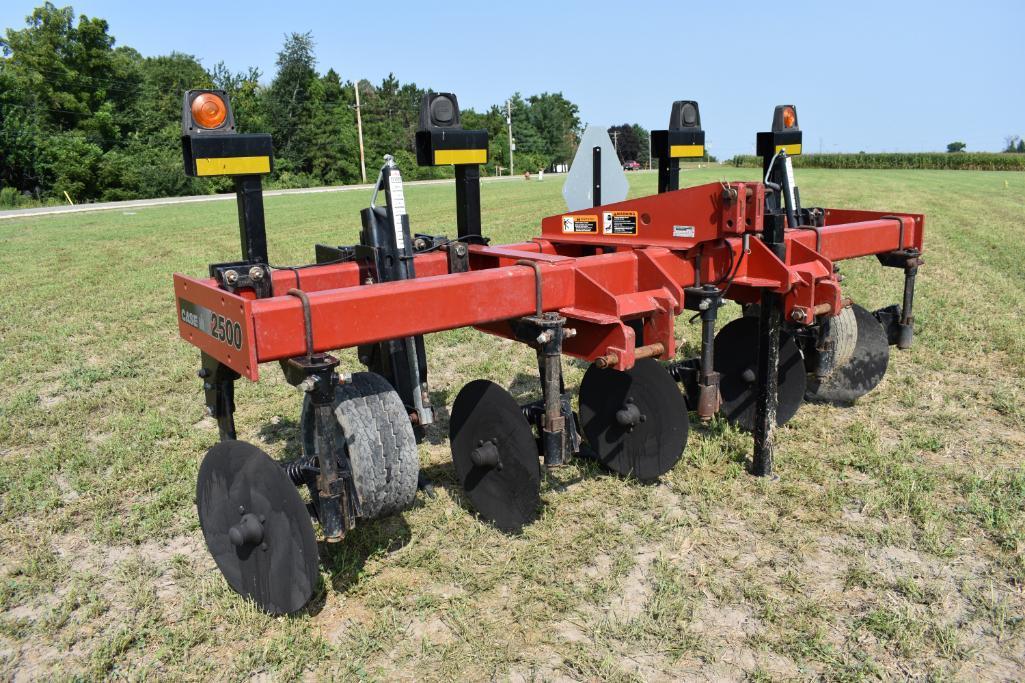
[1,168,1024,680]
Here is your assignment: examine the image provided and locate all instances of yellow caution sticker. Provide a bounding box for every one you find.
[774,143,802,156]
[195,156,271,176]
[562,214,598,234]
[603,210,638,236]
[433,149,487,165]
[670,144,705,158]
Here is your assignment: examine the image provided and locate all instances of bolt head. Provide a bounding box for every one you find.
[224,269,239,285]
[455,244,467,257]
[248,266,264,281]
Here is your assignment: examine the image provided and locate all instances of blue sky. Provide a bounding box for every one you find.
[3,1,1023,158]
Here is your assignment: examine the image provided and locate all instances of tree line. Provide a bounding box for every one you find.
[2,4,650,206]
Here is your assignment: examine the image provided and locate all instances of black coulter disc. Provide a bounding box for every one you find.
[578,358,689,482]
[807,303,890,404]
[449,380,541,532]
[714,316,807,431]
[197,440,319,615]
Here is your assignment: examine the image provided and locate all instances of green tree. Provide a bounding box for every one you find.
[265,32,318,174]
[306,70,360,185]
[608,124,643,163]
[946,141,967,153]
[211,63,264,133]
[631,124,649,166]
[526,92,579,165]
[0,3,139,141]
[37,131,103,200]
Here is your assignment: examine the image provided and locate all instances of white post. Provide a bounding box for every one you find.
[507,99,514,177]
[354,81,367,184]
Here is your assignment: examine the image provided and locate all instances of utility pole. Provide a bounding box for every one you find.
[354,80,367,184]
[506,99,514,177]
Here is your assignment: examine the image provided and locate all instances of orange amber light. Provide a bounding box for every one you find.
[782,106,796,129]
[191,93,227,129]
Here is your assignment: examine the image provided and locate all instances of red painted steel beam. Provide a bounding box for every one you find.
[173,181,925,381]
[250,263,577,365]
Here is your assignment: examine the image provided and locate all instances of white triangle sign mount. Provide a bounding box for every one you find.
[562,125,629,212]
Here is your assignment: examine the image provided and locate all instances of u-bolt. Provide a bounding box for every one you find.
[515,259,543,316]
[287,288,314,360]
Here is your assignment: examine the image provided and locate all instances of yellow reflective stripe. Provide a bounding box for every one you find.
[669,144,705,158]
[433,148,488,165]
[195,156,271,176]
[774,143,802,156]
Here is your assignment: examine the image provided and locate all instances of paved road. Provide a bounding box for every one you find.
[0,173,547,221]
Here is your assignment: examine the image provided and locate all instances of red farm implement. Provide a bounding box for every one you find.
[175,91,923,614]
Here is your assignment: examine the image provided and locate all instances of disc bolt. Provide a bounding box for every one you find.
[537,330,553,344]
[455,244,467,257]
[742,368,756,383]
[224,269,239,285]
[249,266,264,281]
[791,308,807,322]
[197,368,210,379]
[228,512,265,547]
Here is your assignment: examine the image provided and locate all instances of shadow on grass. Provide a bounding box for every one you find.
[257,416,303,457]
[304,514,414,616]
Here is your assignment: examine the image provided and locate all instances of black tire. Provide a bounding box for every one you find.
[300,372,419,520]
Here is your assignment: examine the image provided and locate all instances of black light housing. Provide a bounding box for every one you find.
[415,91,488,167]
[651,99,705,163]
[181,89,273,178]
[756,104,803,160]
[669,100,702,131]
[771,104,799,133]
[419,92,462,132]
[182,89,236,136]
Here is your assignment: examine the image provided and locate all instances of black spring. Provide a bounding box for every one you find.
[282,456,317,486]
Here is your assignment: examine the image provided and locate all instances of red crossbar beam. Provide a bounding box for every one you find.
[173,182,924,380]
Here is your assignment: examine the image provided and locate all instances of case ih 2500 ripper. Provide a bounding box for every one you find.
[175,91,923,614]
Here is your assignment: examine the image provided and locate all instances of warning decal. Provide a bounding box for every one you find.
[562,214,598,234]
[602,210,638,236]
